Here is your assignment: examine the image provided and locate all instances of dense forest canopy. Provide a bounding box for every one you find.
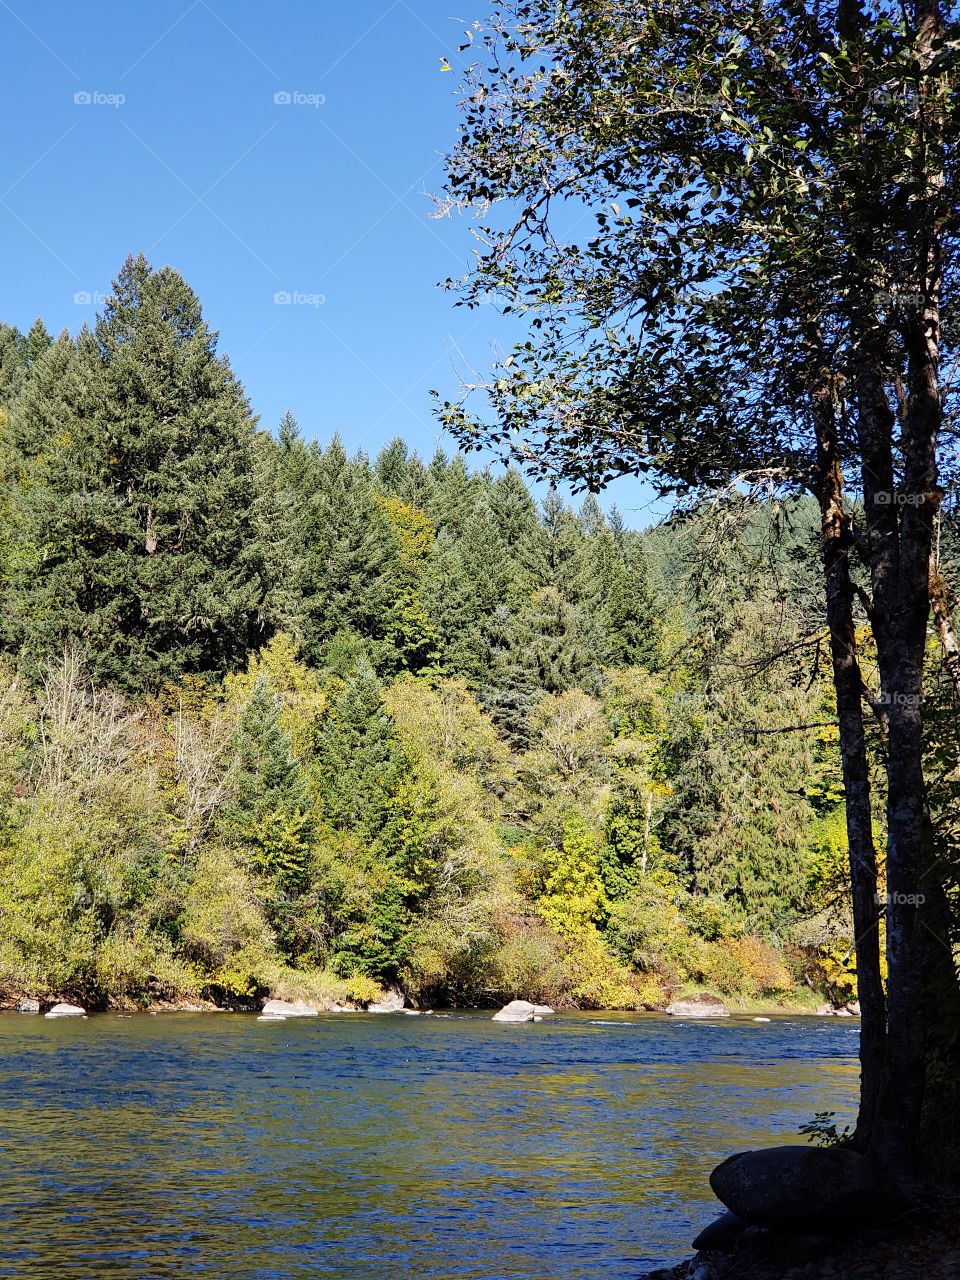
[0,254,906,1018]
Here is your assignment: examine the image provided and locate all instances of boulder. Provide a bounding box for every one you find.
[709,1145,903,1235]
[846,1000,861,1016]
[492,1000,536,1022]
[532,1004,555,1014]
[815,1004,835,1016]
[16,999,40,1014]
[691,1210,748,1253]
[368,986,406,1013]
[666,993,729,1018]
[260,999,318,1018]
[45,1002,85,1018]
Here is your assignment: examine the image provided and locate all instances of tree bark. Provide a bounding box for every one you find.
[929,557,960,701]
[810,364,886,1150]
[864,0,947,1179]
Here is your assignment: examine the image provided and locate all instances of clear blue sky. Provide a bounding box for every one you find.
[0,1,658,524]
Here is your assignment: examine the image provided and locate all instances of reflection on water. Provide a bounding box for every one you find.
[0,1011,859,1278]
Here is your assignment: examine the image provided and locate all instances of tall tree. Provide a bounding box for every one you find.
[6,256,268,690]
[437,0,960,1176]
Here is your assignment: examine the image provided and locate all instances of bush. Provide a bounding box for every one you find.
[698,935,795,999]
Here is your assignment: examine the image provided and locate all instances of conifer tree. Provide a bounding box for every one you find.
[6,256,268,690]
[299,437,404,666]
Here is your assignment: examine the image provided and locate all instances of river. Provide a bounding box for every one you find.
[0,1011,859,1278]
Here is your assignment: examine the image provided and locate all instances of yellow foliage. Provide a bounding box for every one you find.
[375,494,435,562]
[224,633,326,755]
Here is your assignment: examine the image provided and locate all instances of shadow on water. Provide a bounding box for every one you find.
[0,1012,859,1278]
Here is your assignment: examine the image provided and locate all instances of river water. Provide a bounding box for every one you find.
[0,1011,859,1279]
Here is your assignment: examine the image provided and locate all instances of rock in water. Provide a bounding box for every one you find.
[260,999,318,1018]
[709,1145,902,1234]
[691,1209,748,1253]
[532,1004,555,1014]
[16,999,40,1014]
[492,1000,536,1022]
[44,1002,85,1018]
[666,993,729,1018]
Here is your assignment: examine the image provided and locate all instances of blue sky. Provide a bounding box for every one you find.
[0,1,658,524]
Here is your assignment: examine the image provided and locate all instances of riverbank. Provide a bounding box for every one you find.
[643,1211,960,1280]
[0,984,841,1019]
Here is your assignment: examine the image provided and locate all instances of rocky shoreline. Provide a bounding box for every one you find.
[0,987,859,1019]
[642,1214,960,1280]
[641,1144,959,1280]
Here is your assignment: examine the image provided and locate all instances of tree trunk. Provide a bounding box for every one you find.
[811,368,886,1150]
[929,557,960,701]
[868,0,947,1179]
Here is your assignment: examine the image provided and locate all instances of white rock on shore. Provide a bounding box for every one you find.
[44,1002,85,1018]
[16,999,40,1014]
[367,987,406,1013]
[260,999,319,1018]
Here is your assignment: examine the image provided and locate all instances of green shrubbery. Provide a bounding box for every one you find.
[0,260,870,1010]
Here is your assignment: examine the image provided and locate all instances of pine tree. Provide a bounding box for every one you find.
[490,467,549,608]
[0,319,49,408]
[223,676,312,892]
[298,437,405,666]
[541,490,589,605]
[4,257,268,689]
[427,453,478,540]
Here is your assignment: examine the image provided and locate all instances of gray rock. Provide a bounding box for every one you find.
[709,1145,903,1234]
[368,986,406,1013]
[44,1002,85,1018]
[257,1014,288,1022]
[846,1000,861,1016]
[260,999,318,1018]
[16,999,40,1014]
[816,1004,835,1015]
[691,1209,747,1253]
[492,999,536,1022]
[532,1004,555,1014]
[666,993,729,1018]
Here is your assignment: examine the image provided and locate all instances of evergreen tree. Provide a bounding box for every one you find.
[541,490,589,605]
[0,319,49,408]
[490,467,549,608]
[5,256,268,690]
[276,436,405,667]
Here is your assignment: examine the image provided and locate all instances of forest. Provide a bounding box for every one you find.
[0,253,954,1016]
